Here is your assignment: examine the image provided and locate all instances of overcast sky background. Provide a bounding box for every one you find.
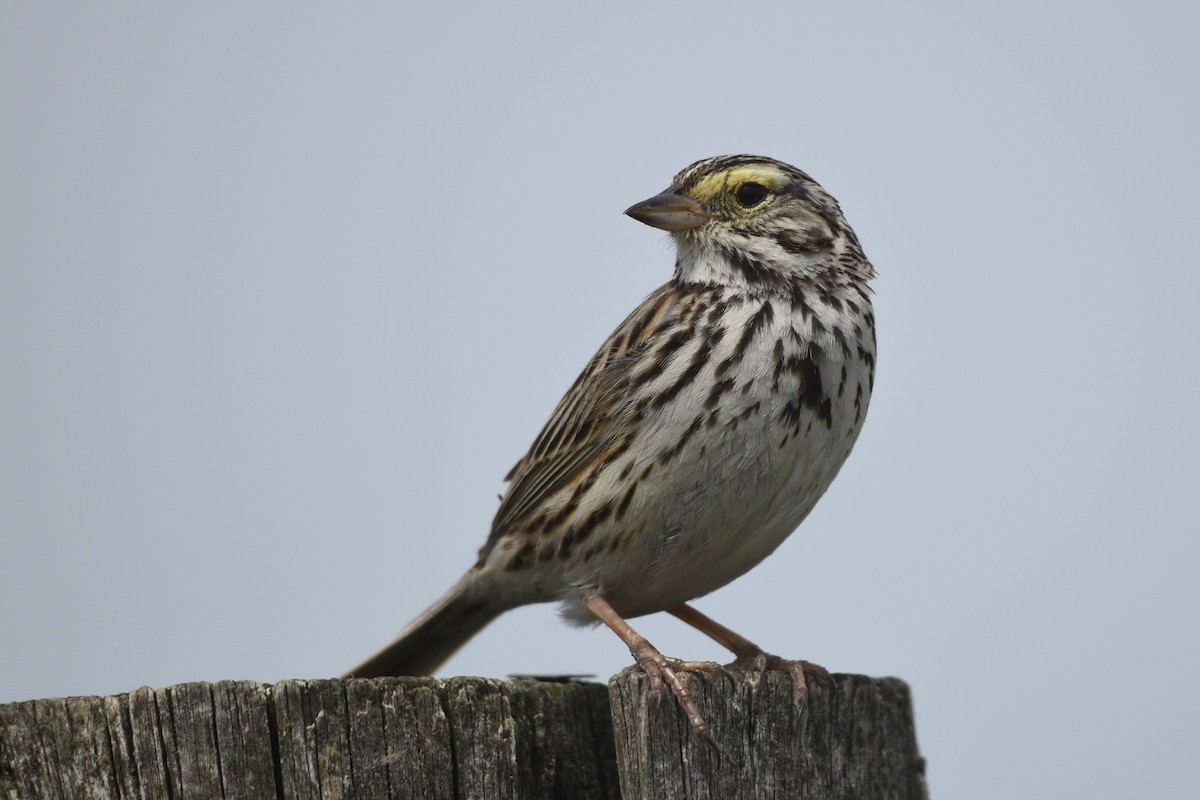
[3,3,1198,797]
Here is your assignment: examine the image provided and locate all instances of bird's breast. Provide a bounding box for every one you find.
[553,289,876,619]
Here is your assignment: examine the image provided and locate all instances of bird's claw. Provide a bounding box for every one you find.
[725,648,832,725]
[627,641,720,748]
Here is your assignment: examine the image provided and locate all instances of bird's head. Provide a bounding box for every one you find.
[625,155,870,289]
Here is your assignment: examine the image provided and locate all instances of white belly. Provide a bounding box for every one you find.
[552,295,875,621]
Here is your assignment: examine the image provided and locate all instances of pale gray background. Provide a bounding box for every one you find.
[3,2,1197,797]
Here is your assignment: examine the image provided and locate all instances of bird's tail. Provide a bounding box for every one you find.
[343,568,502,678]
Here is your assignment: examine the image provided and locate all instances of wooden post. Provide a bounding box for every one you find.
[610,672,926,799]
[0,673,924,799]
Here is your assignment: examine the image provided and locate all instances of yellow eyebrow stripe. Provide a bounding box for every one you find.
[689,165,789,200]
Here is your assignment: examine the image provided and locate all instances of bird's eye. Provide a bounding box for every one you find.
[735,181,770,208]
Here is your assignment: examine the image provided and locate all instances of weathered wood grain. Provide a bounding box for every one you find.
[609,671,927,800]
[0,677,618,800]
[0,673,923,799]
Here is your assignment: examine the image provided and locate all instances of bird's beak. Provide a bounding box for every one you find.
[624,188,711,232]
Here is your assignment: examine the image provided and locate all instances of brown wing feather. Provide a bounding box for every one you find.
[478,283,689,560]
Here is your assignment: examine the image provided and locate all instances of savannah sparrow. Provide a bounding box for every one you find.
[347,155,877,740]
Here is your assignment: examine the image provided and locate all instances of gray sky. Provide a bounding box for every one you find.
[3,3,1197,797]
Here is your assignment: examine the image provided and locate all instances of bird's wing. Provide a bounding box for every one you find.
[478,282,704,560]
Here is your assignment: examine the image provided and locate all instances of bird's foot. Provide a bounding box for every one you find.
[582,589,727,745]
[725,647,833,723]
[624,640,730,747]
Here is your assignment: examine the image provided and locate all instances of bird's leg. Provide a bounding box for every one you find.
[668,603,832,722]
[581,588,726,745]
